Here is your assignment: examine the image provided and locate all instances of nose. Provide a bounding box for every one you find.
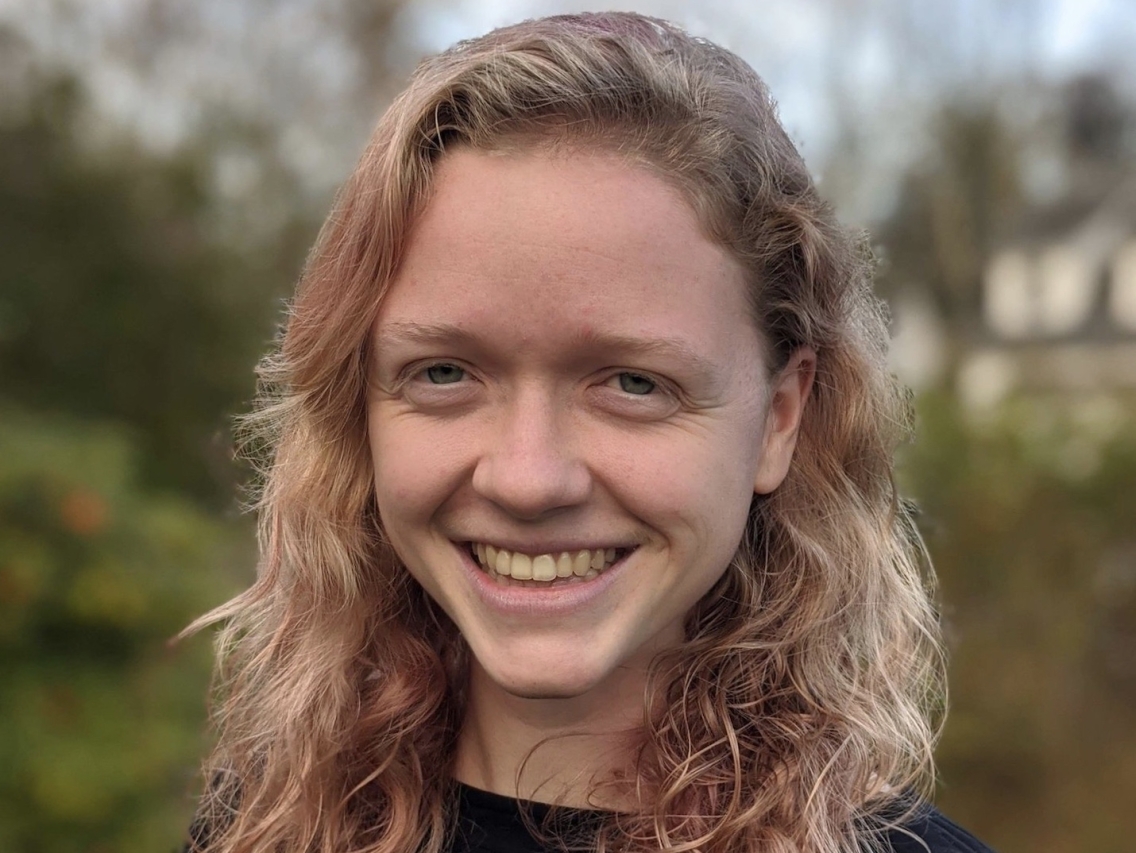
[471,388,592,520]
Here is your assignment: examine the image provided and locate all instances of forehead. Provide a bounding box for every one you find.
[418,145,721,265]
[376,147,761,367]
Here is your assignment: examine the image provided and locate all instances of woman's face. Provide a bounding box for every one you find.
[367,147,810,701]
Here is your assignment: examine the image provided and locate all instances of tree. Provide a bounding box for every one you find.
[0,68,283,504]
[0,407,249,852]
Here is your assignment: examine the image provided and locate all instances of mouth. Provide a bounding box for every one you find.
[464,542,633,588]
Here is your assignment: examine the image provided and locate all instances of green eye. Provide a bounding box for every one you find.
[618,373,656,395]
[425,364,465,384]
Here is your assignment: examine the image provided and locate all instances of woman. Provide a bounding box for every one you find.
[185,12,993,853]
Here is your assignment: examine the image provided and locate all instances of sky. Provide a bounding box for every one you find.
[405,0,1136,146]
[0,0,1132,209]
[1,0,1131,390]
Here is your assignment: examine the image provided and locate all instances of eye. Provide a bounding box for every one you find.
[394,360,479,409]
[424,363,466,385]
[588,370,680,419]
[615,372,657,395]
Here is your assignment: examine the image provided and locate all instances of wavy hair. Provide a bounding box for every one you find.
[186,12,945,853]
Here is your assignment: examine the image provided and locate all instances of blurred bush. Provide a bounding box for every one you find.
[904,393,1136,853]
[0,75,280,505]
[0,409,247,852]
[0,69,277,852]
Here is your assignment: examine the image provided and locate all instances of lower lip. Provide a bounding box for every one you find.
[456,543,632,616]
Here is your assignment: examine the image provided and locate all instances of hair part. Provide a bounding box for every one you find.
[186,12,944,853]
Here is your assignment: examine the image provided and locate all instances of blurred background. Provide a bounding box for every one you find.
[1,1,1133,851]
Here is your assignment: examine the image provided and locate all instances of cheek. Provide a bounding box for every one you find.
[597,426,758,554]
[367,412,469,524]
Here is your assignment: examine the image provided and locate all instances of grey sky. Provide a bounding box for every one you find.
[1,0,1131,216]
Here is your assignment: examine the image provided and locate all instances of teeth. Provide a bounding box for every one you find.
[511,553,533,580]
[532,554,556,581]
[572,550,591,576]
[472,543,623,582]
[556,553,574,578]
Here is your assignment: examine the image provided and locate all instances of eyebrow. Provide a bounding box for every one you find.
[374,321,724,379]
[574,330,722,379]
[375,321,484,349]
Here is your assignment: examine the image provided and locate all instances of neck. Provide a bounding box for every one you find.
[453,661,646,810]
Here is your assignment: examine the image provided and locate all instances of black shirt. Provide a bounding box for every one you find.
[184,783,996,852]
[452,782,996,853]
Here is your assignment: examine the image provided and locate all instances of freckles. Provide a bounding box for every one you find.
[376,476,426,515]
[371,437,431,508]
[595,436,714,512]
[377,450,439,497]
[375,427,475,508]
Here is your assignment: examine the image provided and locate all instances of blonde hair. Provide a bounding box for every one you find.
[187,12,944,853]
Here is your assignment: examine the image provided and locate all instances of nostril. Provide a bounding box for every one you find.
[470,445,593,520]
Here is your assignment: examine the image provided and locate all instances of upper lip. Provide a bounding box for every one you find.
[457,538,637,556]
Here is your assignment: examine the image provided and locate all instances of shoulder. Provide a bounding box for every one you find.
[871,804,997,853]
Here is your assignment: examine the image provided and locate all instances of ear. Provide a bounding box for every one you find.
[753,347,816,495]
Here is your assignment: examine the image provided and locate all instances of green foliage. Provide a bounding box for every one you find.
[902,393,1136,853]
[0,69,273,852]
[0,74,282,505]
[0,408,249,853]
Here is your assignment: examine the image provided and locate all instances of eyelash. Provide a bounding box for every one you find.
[390,361,476,403]
[598,371,683,420]
[400,362,676,414]
[607,371,659,396]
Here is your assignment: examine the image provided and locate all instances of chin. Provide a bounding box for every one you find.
[503,683,591,701]
[494,668,606,701]
[479,653,614,701]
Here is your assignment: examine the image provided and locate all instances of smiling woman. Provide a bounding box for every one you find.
[368,147,808,709]
[183,12,992,853]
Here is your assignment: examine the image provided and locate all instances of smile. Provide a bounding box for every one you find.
[467,542,630,585]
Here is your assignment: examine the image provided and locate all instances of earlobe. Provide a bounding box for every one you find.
[753,347,816,495]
